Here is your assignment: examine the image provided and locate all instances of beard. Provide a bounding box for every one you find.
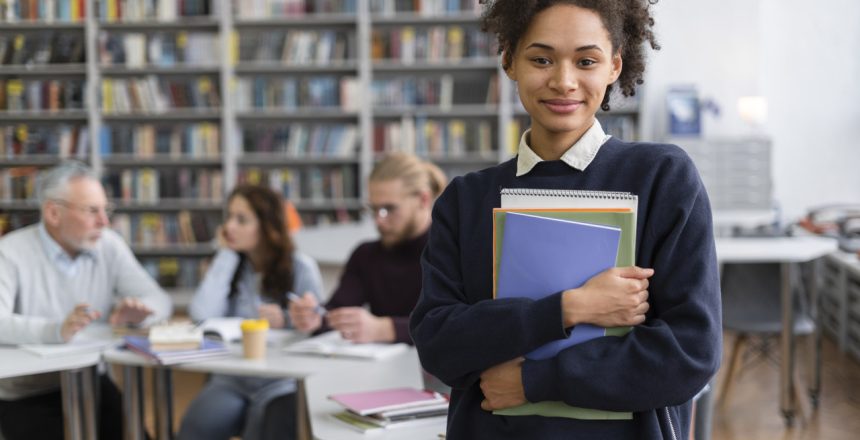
[379,212,421,249]
[62,231,101,252]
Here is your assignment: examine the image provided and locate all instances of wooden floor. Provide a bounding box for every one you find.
[134,332,860,439]
[712,332,860,440]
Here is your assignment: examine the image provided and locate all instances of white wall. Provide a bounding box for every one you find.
[640,0,860,221]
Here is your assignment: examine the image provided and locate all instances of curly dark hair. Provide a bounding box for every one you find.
[481,0,660,111]
[226,185,295,308]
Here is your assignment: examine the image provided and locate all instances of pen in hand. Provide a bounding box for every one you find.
[287,292,327,317]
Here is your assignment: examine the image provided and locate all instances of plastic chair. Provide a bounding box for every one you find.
[717,262,815,407]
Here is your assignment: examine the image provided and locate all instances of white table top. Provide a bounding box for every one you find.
[0,324,117,379]
[103,334,445,440]
[712,209,777,230]
[715,235,838,263]
[0,347,101,379]
[102,330,377,379]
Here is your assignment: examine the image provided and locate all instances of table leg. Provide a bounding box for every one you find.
[808,259,823,408]
[80,367,98,440]
[152,368,174,440]
[121,366,146,440]
[296,379,311,440]
[60,369,82,440]
[780,262,796,426]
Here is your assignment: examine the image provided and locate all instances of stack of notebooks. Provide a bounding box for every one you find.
[492,188,639,420]
[329,387,448,434]
[124,322,229,365]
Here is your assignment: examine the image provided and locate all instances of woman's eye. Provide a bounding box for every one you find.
[579,59,596,67]
[532,57,551,65]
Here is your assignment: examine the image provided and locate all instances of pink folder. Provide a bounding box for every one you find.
[329,387,446,416]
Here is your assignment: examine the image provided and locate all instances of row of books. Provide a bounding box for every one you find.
[111,210,218,248]
[141,255,211,287]
[98,31,219,68]
[99,123,220,158]
[0,79,86,112]
[380,73,498,107]
[101,76,221,113]
[370,0,479,15]
[102,168,224,203]
[300,208,357,226]
[373,117,493,158]
[370,25,494,62]
[239,165,357,202]
[99,0,215,22]
[597,114,638,142]
[0,166,37,200]
[1,124,88,158]
[0,33,85,66]
[0,0,87,22]
[234,76,357,111]
[234,0,357,18]
[237,29,354,65]
[241,123,356,158]
[0,211,38,236]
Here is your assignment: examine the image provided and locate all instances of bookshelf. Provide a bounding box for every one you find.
[1,0,642,292]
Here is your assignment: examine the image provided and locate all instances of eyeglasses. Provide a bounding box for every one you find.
[365,193,421,220]
[52,199,115,218]
[365,203,400,220]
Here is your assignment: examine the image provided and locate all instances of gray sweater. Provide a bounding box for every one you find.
[0,223,172,399]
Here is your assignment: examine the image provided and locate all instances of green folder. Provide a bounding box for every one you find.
[491,209,637,420]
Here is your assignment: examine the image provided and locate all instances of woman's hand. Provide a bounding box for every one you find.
[258,303,286,329]
[287,292,323,333]
[479,357,527,411]
[562,266,653,328]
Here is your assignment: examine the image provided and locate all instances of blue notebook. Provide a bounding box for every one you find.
[497,212,621,361]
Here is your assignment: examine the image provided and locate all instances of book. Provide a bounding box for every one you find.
[329,387,446,416]
[492,209,636,295]
[493,188,640,420]
[198,316,244,343]
[124,335,229,365]
[496,211,622,361]
[331,409,446,433]
[148,322,203,351]
[283,330,408,360]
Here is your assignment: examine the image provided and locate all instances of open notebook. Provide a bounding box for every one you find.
[19,324,117,357]
[283,331,408,360]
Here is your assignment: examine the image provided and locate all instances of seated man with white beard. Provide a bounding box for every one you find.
[0,161,172,440]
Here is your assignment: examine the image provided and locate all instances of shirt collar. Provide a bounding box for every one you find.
[515,119,611,176]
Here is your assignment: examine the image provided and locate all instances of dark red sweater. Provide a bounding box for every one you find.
[324,231,428,344]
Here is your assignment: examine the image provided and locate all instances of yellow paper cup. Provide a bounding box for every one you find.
[240,319,269,360]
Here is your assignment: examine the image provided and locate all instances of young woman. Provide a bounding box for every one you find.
[178,185,323,440]
[409,1,721,439]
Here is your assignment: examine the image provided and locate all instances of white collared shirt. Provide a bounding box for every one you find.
[38,222,94,277]
[515,119,611,176]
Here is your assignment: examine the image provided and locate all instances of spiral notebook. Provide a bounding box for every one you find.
[493,188,638,420]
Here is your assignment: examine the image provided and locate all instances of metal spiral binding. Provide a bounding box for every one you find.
[501,188,636,200]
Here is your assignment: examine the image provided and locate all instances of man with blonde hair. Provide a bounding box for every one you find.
[289,152,446,344]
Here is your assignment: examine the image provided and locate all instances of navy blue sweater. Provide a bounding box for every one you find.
[409,138,722,439]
